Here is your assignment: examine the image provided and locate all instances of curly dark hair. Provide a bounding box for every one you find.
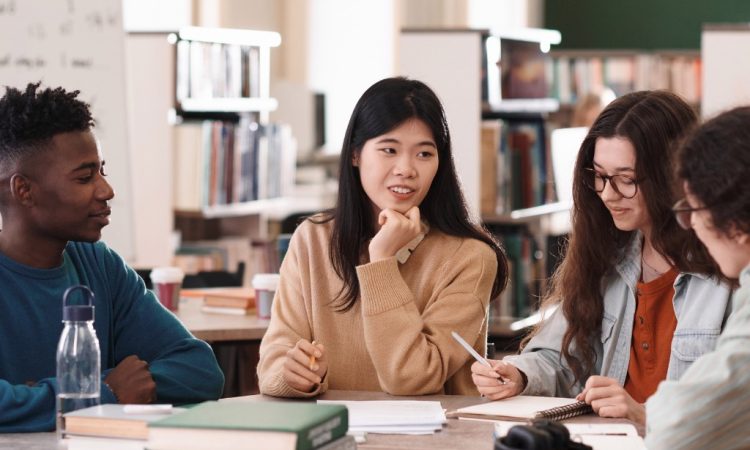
[0,82,94,167]
[678,106,750,236]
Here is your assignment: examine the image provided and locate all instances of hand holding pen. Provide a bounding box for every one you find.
[282,339,327,393]
[452,331,526,400]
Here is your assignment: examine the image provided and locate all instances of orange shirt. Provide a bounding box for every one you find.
[624,268,679,403]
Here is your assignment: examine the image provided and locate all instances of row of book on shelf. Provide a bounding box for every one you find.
[483,33,702,108]
[548,52,701,105]
[488,227,546,321]
[173,117,297,211]
[172,236,281,286]
[175,39,262,101]
[481,118,554,215]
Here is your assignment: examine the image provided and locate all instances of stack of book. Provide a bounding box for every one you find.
[63,404,183,449]
[182,287,256,315]
[149,401,349,450]
[64,401,352,450]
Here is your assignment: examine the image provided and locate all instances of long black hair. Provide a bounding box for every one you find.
[315,77,508,311]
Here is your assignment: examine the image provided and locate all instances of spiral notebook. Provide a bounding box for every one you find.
[447,396,593,422]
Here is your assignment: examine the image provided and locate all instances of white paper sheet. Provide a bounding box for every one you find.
[317,400,446,435]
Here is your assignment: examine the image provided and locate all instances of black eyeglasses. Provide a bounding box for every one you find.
[583,168,640,199]
[672,198,712,230]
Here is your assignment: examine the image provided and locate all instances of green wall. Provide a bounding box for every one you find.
[545,0,750,49]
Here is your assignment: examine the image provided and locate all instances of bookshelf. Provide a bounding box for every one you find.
[168,26,337,290]
[169,27,334,240]
[547,49,702,110]
[399,28,562,341]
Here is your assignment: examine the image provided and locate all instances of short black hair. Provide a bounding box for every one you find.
[0,82,94,167]
[678,106,750,236]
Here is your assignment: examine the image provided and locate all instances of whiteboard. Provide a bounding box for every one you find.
[0,0,134,260]
[702,26,750,120]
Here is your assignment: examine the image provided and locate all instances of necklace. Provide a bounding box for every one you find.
[641,252,665,281]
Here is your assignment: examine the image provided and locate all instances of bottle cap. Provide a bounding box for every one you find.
[62,285,95,322]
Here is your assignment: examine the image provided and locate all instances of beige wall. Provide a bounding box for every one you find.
[125,35,176,267]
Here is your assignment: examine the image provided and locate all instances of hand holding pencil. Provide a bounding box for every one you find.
[282,338,327,393]
[470,359,526,400]
[453,329,526,400]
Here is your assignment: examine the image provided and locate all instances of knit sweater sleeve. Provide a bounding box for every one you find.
[98,243,225,403]
[257,226,326,398]
[356,238,496,395]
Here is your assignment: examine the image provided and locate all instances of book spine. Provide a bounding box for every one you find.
[299,409,348,450]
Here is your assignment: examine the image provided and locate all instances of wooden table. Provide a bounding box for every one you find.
[174,296,269,342]
[0,392,495,450]
[225,390,643,450]
[0,390,643,450]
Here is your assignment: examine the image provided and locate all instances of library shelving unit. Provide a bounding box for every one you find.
[167,27,334,396]
[547,48,702,114]
[169,26,334,241]
[399,28,564,349]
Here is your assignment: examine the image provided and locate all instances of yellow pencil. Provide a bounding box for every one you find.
[309,340,317,370]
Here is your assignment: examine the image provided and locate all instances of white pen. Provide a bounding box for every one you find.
[451,331,507,385]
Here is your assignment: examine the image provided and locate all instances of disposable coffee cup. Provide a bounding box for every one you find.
[150,267,185,311]
[252,273,280,319]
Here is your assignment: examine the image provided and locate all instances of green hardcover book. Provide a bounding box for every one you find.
[148,401,348,450]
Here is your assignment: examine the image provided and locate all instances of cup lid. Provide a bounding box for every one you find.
[252,273,280,290]
[150,266,185,283]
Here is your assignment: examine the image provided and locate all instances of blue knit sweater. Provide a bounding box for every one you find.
[0,241,224,432]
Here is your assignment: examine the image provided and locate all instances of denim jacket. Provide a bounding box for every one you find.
[505,233,733,398]
[645,264,750,449]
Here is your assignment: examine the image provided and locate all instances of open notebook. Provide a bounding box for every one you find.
[447,396,593,422]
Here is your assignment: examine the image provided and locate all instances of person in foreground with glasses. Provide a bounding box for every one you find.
[472,91,732,427]
[645,107,750,450]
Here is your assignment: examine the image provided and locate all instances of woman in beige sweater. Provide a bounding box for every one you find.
[257,77,508,397]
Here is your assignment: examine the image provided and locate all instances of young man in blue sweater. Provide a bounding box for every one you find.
[0,83,224,432]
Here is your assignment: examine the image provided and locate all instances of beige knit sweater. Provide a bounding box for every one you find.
[257,218,497,397]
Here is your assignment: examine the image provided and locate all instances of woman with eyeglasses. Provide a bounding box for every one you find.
[645,107,750,450]
[472,91,732,426]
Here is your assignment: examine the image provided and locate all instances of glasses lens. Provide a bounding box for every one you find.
[583,170,603,192]
[611,175,637,199]
[593,174,605,192]
[672,198,693,230]
[675,210,691,230]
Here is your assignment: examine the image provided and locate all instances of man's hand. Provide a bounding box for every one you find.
[104,355,156,404]
[368,206,422,262]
